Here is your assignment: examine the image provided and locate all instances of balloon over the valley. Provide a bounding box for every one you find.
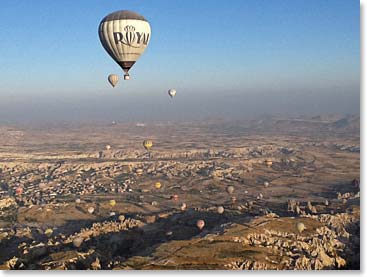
[196,219,205,230]
[143,140,153,151]
[296,222,306,233]
[99,10,151,80]
[108,74,119,87]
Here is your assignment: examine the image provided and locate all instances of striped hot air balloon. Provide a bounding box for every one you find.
[99,10,151,80]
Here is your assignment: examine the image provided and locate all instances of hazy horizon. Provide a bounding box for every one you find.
[0,0,359,124]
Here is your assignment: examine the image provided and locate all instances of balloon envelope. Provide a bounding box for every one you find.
[99,10,151,79]
[168,89,176,98]
[217,206,224,214]
[196,219,205,230]
[296,222,305,233]
[108,74,119,87]
[226,185,234,194]
[143,140,153,150]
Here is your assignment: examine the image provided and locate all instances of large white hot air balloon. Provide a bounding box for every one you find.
[99,10,151,80]
[168,89,176,98]
[108,74,119,87]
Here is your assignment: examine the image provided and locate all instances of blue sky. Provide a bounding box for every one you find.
[0,0,360,122]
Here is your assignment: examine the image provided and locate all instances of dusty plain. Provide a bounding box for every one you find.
[0,115,360,270]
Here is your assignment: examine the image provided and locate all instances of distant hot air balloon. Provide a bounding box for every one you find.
[180,203,187,211]
[226,185,234,194]
[108,74,119,87]
[109,199,116,207]
[168,89,176,98]
[296,222,306,233]
[143,140,153,151]
[88,207,95,214]
[44,228,53,237]
[155,182,162,189]
[196,219,205,230]
[15,187,23,195]
[106,144,111,150]
[217,206,225,214]
[99,10,151,80]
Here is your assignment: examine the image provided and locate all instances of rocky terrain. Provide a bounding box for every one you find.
[0,116,360,270]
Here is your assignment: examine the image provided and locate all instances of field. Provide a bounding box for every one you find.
[0,115,360,270]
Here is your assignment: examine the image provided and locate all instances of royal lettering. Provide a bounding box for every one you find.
[113,26,149,46]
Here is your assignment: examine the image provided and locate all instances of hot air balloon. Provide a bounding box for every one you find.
[99,10,151,80]
[180,203,187,211]
[15,187,23,195]
[106,144,111,150]
[168,89,176,98]
[109,199,116,207]
[217,206,225,214]
[196,219,205,230]
[44,228,53,237]
[226,185,234,194]
[118,215,125,222]
[296,222,306,233]
[108,74,119,87]
[143,140,153,151]
[88,207,95,214]
[155,182,162,189]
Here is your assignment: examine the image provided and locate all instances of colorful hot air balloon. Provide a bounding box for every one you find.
[99,10,151,80]
[143,140,153,151]
[168,89,176,98]
[108,74,119,87]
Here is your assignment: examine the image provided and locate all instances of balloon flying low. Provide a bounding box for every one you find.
[99,10,151,80]
[88,207,95,214]
[143,140,153,151]
[196,219,205,230]
[217,206,225,214]
[109,199,116,207]
[296,222,306,233]
[226,185,234,194]
[108,74,119,87]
